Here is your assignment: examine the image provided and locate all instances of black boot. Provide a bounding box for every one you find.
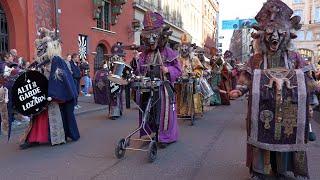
[19,141,32,150]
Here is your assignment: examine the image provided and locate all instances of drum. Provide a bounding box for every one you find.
[108,61,132,85]
[132,76,161,92]
[12,71,48,116]
[199,77,214,99]
[177,76,194,84]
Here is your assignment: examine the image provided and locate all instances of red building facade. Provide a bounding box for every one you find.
[1,0,134,76]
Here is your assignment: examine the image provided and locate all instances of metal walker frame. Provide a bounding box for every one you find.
[115,78,160,163]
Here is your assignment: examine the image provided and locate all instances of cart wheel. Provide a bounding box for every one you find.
[115,138,126,159]
[148,141,157,163]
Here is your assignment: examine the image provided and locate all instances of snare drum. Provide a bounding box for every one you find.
[132,76,161,92]
[108,61,132,85]
[199,77,214,99]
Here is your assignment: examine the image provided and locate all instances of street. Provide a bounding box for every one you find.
[1,99,320,180]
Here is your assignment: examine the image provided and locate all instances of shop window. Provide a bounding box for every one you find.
[306,31,313,41]
[293,10,303,22]
[296,30,305,41]
[315,7,320,23]
[97,0,111,31]
[293,0,303,3]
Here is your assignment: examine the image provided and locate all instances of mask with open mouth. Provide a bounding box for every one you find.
[250,0,302,55]
[264,27,286,52]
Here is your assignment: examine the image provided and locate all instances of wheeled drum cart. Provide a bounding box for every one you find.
[115,76,161,163]
[175,77,197,126]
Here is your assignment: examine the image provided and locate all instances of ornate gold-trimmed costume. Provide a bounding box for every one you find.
[176,34,204,119]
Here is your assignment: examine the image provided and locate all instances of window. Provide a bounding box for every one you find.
[296,30,305,41]
[293,9,303,19]
[316,33,320,40]
[293,10,303,23]
[306,31,313,41]
[315,7,320,23]
[97,0,111,30]
[293,0,303,3]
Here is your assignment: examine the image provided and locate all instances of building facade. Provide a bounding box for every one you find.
[0,0,134,76]
[283,0,320,63]
[241,28,253,62]
[229,29,243,61]
[133,0,186,48]
[132,0,219,52]
[202,0,219,54]
[180,0,203,46]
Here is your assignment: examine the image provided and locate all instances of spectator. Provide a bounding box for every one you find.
[80,58,92,96]
[9,49,18,63]
[64,54,72,73]
[71,53,81,109]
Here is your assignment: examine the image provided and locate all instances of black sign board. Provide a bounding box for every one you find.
[12,71,48,116]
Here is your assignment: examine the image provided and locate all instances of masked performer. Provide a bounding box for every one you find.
[176,34,204,119]
[20,28,80,149]
[229,1,317,179]
[108,43,126,119]
[136,11,182,147]
[219,51,233,105]
[93,61,110,105]
[209,57,223,106]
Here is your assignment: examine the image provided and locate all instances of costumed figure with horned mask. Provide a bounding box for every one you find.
[229,1,319,179]
[136,11,182,147]
[20,28,80,149]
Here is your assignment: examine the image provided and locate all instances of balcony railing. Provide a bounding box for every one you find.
[135,0,161,11]
[134,0,182,28]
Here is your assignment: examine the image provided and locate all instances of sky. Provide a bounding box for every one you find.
[218,0,267,52]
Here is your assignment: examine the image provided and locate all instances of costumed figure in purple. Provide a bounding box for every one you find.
[230,0,318,179]
[107,43,125,119]
[136,11,182,147]
[20,28,80,149]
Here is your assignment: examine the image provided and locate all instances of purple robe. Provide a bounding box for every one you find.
[93,69,123,118]
[93,69,110,105]
[137,47,182,143]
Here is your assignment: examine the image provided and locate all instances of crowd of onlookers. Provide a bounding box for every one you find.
[63,53,92,110]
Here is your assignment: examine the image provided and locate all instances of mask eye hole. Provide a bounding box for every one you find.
[278,30,287,36]
[266,27,273,34]
[151,34,158,39]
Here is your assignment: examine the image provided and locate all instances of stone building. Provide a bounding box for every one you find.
[0,0,135,76]
[283,0,320,63]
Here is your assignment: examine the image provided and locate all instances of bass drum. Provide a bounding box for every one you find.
[12,71,48,116]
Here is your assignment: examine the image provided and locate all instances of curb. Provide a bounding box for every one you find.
[75,106,106,116]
